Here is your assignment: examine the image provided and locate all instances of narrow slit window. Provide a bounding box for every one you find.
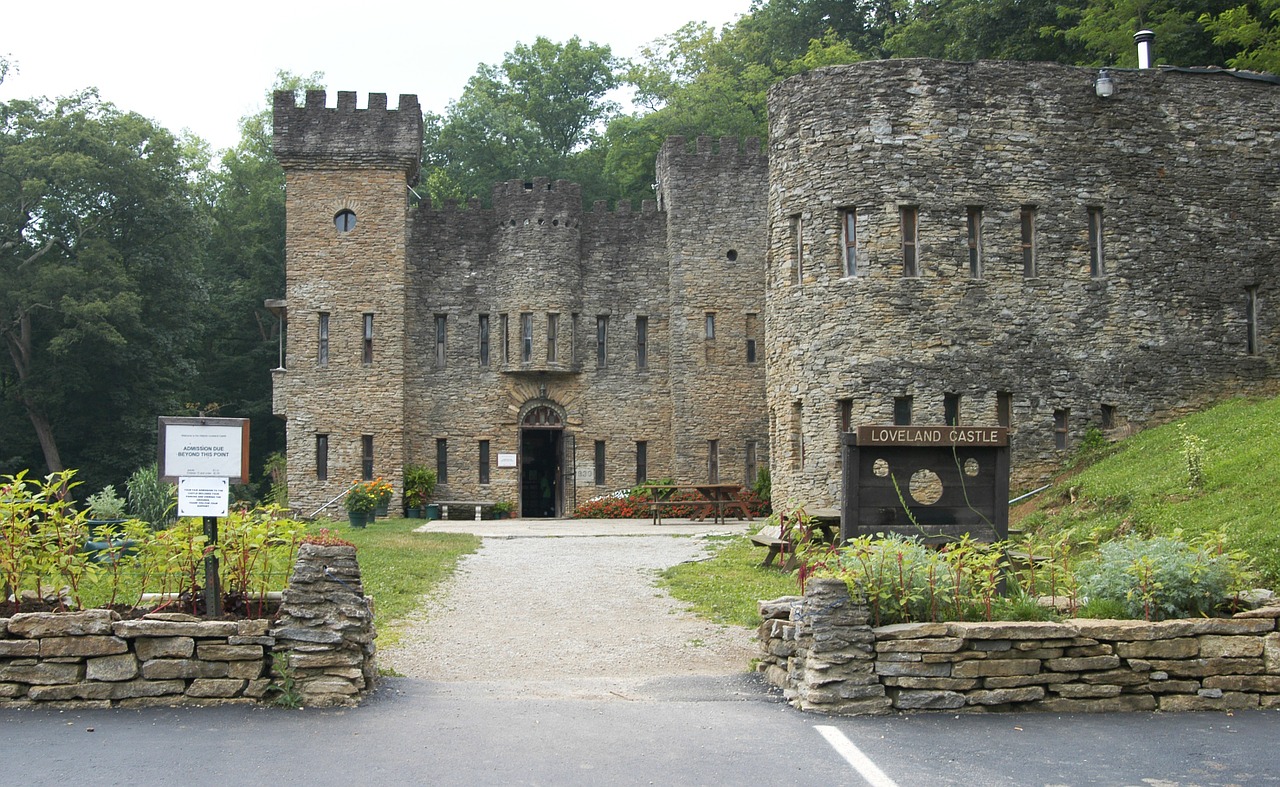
[1021,206,1037,277]
[996,391,1012,428]
[944,393,961,426]
[547,313,559,363]
[838,398,853,433]
[790,214,802,285]
[842,208,858,276]
[705,312,716,340]
[636,316,648,370]
[746,313,759,364]
[361,435,374,481]
[362,313,374,365]
[1088,207,1105,277]
[500,314,510,364]
[635,441,648,485]
[594,440,606,485]
[317,312,329,367]
[478,314,490,366]
[436,438,448,484]
[596,315,608,369]
[791,402,804,469]
[1054,409,1069,450]
[901,206,919,277]
[434,314,447,368]
[1246,286,1259,355]
[479,440,490,485]
[967,206,983,279]
[744,440,758,486]
[520,312,533,363]
[315,434,328,481]
[707,439,719,483]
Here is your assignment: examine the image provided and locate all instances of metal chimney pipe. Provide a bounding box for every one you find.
[1134,29,1155,69]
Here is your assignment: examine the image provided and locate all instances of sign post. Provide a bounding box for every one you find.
[159,417,249,617]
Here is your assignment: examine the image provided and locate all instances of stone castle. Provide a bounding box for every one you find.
[270,60,1278,517]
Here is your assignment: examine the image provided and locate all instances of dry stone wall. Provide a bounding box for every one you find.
[765,60,1280,508]
[759,578,1280,715]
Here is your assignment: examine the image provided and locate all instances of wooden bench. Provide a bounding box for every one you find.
[435,500,497,521]
[749,533,797,571]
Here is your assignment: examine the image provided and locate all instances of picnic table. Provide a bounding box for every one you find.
[641,483,754,525]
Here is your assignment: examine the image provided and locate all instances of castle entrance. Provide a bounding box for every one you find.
[519,405,572,517]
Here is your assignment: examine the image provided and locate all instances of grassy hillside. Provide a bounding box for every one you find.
[1016,395,1280,587]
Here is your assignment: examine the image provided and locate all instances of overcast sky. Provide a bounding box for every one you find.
[1,0,752,152]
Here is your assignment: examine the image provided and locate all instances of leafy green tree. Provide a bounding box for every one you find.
[421,37,620,205]
[1061,0,1244,66]
[0,90,208,490]
[884,0,1088,62]
[1200,0,1280,73]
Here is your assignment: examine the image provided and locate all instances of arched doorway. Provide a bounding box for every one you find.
[519,403,571,517]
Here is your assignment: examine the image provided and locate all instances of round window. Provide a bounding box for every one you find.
[334,209,357,233]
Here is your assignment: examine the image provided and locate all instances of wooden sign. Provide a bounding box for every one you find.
[841,425,1010,544]
[157,416,250,483]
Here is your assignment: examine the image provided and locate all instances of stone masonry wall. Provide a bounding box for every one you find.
[765,61,1280,509]
[759,578,1280,715]
[0,544,376,709]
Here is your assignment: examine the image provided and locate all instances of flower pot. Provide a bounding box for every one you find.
[425,504,440,521]
[348,511,370,528]
[406,507,421,519]
[375,501,389,518]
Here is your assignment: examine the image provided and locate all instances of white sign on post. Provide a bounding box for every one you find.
[178,477,230,518]
[158,417,249,483]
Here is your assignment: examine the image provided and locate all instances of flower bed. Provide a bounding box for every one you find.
[573,488,769,519]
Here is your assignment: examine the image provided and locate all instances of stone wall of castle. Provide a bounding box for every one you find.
[764,60,1280,508]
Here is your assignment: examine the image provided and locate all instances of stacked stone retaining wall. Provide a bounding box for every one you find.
[0,543,376,709]
[760,578,1280,714]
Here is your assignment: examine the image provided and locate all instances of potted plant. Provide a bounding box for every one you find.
[370,477,393,518]
[402,464,437,518]
[343,481,377,528]
[492,500,515,520]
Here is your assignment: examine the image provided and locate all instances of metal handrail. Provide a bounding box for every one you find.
[308,482,359,519]
[1008,484,1052,506]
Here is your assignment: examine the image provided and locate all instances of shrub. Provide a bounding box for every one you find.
[403,464,437,508]
[1075,534,1240,620]
[126,464,176,527]
[86,485,128,520]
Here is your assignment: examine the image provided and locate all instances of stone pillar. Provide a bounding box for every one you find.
[271,544,376,707]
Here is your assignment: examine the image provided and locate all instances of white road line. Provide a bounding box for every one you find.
[814,725,901,787]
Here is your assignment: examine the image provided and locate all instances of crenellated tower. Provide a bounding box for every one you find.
[272,90,422,514]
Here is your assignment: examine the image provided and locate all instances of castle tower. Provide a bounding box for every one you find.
[272,90,423,515]
[656,136,770,486]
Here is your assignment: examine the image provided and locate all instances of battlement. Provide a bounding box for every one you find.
[273,90,423,180]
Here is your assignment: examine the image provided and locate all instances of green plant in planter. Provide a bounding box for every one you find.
[86,485,128,520]
[344,482,378,514]
[402,464,437,511]
[492,500,514,518]
[126,464,176,528]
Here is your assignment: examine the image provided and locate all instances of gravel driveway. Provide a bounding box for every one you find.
[379,525,759,700]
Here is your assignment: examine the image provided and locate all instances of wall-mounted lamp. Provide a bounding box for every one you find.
[1095,69,1116,98]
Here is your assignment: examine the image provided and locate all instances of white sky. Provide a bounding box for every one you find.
[0,0,752,153]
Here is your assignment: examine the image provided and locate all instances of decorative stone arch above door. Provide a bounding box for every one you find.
[518,399,567,429]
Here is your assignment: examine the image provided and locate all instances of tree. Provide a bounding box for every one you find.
[1061,0,1244,66]
[0,90,208,490]
[421,37,620,205]
[884,0,1088,62]
[1200,0,1280,73]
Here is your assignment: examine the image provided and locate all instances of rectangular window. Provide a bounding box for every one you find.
[746,313,759,364]
[838,398,853,433]
[635,441,648,485]
[479,315,490,366]
[996,391,1012,428]
[547,313,559,362]
[744,440,758,486]
[893,395,913,426]
[1054,409,1069,450]
[361,435,374,481]
[1021,206,1037,277]
[842,208,858,276]
[317,313,329,367]
[791,401,803,469]
[635,316,648,369]
[746,339,757,364]
[594,440,606,485]
[315,434,328,481]
[967,206,983,279]
[1088,207,1105,277]
[500,314,510,364]
[1246,286,1259,355]
[479,440,490,485]
[707,439,719,484]
[434,314,447,368]
[1100,403,1116,430]
[790,214,802,285]
[362,313,374,365]
[705,312,716,340]
[520,312,533,363]
[436,438,448,484]
[944,393,961,426]
[901,206,919,277]
[571,313,579,367]
[596,315,608,369]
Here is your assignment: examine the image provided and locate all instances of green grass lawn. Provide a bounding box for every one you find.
[332,517,480,644]
[658,535,799,628]
[1018,394,1280,586]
